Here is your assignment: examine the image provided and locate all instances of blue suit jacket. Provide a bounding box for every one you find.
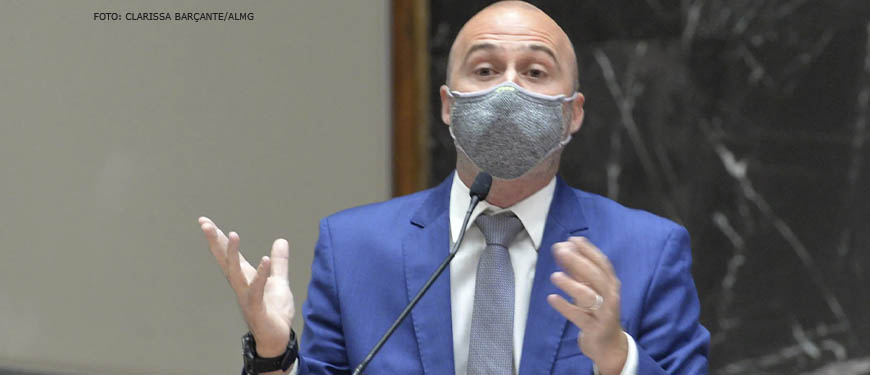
[294,175,709,374]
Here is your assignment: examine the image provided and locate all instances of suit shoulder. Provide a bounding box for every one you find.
[566,188,695,298]
[571,188,686,238]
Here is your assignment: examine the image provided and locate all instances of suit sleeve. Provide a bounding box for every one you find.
[635,226,710,374]
[295,218,351,374]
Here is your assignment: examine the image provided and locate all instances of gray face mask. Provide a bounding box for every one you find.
[447,81,577,180]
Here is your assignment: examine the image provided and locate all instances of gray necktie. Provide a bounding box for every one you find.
[467,212,525,375]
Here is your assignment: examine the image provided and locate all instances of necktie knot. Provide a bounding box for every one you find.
[475,212,524,248]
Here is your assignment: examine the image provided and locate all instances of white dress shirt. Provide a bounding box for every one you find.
[448,174,638,375]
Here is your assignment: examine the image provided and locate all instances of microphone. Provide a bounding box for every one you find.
[468,171,492,203]
[352,172,492,375]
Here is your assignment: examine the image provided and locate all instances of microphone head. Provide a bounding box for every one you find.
[469,172,493,201]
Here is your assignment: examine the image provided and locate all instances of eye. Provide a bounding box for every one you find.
[474,67,496,77]
[527,68,547,79]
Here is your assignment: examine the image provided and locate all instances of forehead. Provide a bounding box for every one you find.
[453,7,571,64]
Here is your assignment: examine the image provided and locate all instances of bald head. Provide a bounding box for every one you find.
[446,1,579,92]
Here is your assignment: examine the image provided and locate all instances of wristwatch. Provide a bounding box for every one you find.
[242,330,298,375]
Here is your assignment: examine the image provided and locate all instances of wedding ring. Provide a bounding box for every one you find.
[584,294,604,311]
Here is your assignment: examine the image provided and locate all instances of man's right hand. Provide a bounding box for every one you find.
[198,216,295,357]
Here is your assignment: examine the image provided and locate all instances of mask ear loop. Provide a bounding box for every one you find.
[561,92,580,102]
[553,92,580,148]
[557,134,573,147]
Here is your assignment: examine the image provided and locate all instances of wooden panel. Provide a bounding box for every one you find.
[391,0,430,196]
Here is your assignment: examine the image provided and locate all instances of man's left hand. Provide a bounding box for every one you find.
[547,236,627,375]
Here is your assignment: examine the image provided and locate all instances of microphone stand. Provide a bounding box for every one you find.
[352,175,489,375]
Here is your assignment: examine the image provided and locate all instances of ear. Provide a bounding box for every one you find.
[439,85,452,125]
[567,92,585,135]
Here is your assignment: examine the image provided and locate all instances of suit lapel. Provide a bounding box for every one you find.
[402,175,455,375]
[519,177,590,375]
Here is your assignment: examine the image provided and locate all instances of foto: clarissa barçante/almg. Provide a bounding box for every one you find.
[94,12,254,22]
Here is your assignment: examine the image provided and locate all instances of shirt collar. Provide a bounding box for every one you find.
[449,173,556,249]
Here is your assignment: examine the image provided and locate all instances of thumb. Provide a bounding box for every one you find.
[269,239,290,280]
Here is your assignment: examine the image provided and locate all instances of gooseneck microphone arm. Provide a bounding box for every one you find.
[351,173,492,375]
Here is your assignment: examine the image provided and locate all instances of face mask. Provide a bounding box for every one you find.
[447,81,577,180]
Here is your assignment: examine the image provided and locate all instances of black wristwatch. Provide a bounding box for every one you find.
[242,330,298,375]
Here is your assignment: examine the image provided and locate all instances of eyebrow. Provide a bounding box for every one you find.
[462,42,498,63]
[528,44,558,63]
[462,42,559,65]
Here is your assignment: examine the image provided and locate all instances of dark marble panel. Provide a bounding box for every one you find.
[429,1,870,373]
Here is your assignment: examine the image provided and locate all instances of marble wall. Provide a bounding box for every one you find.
[428,1,870,373]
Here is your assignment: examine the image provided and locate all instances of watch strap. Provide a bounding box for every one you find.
[242,330,298,374]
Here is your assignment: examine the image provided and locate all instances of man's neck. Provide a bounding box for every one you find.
[456,153,559,208]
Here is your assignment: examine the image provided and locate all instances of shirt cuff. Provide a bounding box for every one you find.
[592,331,638,375]
[621,331,638,375]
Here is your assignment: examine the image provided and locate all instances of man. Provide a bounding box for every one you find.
[199,1,709,374]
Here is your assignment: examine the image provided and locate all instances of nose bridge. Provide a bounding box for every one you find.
[504,64,520,85]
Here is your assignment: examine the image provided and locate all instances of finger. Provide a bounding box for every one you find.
[199,216,228,242]
[201,224,231,278]
[569,237,616,278]
[269,239,290,280]
[552,243,609,294]
[569,237,621,297]
[238,253,258,282]
[248,256,271,306]
[200,219,229,259]
[547,294,594,328]
[198,218,259,285]
[550,271,600,309]
[225,231,247,289]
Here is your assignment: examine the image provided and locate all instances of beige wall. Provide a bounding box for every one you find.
[0,1,390,374]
